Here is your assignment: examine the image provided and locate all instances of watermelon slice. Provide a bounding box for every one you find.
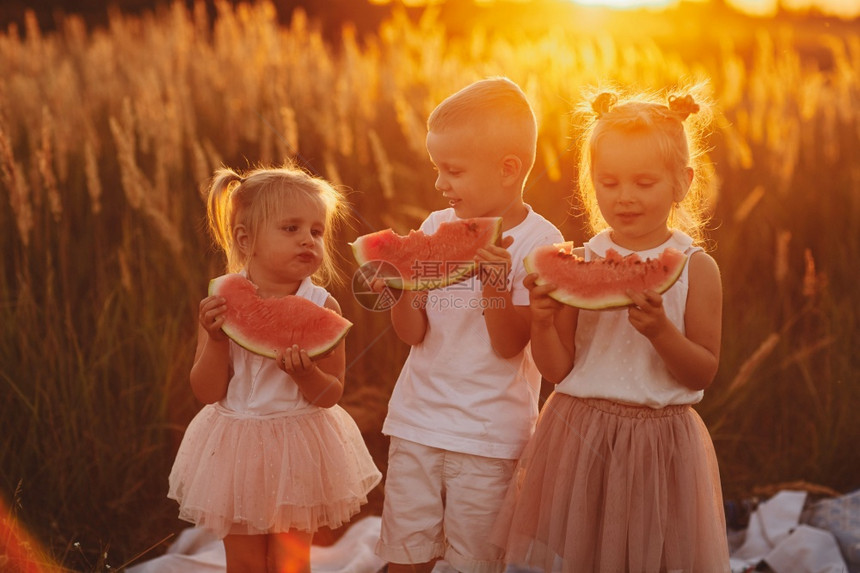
[350,217,503,290]
[523,243,688,310]
[208,273,352,359]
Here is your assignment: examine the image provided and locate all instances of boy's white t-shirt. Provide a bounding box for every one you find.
[382,206,564,459]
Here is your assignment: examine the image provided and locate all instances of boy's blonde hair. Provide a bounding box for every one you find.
[205,164,346,285]
[576,84,717,246]
[428,77,538,181]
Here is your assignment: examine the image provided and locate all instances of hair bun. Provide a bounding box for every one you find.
[592,92,618,118]
[667,94,699,120]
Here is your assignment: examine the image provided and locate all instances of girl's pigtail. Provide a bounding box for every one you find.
[206,168,244,267]
[592,92,618,118]
[668,94,700,121]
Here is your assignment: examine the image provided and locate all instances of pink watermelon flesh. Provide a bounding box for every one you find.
[523,243,688,310]
[208,274,352,359]
[350,217,502,290]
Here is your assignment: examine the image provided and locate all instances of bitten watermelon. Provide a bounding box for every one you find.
[524,243,688,310]
[208,274,352,359]
[350,217,503,290]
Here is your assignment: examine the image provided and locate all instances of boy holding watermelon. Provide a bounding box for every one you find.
[372,77,563,573]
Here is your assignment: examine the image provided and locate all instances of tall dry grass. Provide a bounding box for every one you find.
[0,1,858,569]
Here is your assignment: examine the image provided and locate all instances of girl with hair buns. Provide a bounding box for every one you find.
[491,87,730,572]
[168,164,381,573]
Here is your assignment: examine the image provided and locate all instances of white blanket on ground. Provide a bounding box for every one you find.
[128,493,852,573]
[126,516,386,573]
[730,490,848,573]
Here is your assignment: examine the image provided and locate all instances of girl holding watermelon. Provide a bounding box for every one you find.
[493,88,731,571]
[168,165,381,573]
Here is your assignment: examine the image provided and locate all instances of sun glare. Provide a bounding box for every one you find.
[369,0,860,18]
[571,0,677,7]
[1,498,57,572]
[569,0,860,17]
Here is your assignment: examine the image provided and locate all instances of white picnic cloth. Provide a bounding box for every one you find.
[127,491,851,573]
[765,525,849,573]
[126,516,386,573]
[730,490,848,573]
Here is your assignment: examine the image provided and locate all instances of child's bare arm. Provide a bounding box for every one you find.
[481,290,531,358]
[390,290,429,346]
[478,237,531,358]
[627,252,722,391]
[278,295,346,408]
[525,274,578,383]
[366,276,428,346]
[190,295,232,403]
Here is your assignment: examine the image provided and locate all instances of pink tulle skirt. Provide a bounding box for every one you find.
[491,393,730,572]
[168,404,381,539]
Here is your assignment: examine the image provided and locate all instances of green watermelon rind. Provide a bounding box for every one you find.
[208,274,352,359]
[350,217,503,291]
[523,245,689,310]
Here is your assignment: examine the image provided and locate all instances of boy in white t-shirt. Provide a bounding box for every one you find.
[374,77,563,573]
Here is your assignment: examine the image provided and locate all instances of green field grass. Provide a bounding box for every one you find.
[1,1,858,570]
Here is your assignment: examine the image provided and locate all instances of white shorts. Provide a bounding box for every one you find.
[375,437,516,573]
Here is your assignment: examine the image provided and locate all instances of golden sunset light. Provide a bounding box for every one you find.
[570,0,677,8]
[371,0,860,18]
[728,0,860,16]
[1,0,858,570]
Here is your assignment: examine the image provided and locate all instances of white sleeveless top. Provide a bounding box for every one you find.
[554,230,704,408]
[219,275,332,417]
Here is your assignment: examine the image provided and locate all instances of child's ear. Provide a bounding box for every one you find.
[674,167,694,202]
[500,154,523,182]
[234,224,251,255]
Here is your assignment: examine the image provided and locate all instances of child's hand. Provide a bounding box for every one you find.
[626,289,670,338]
[475,235,514,291]
[199,295,228,341]
[524,273,562,324]
[367,275,426,310]
[366,277,387,293]
[359,266,412,306]
[356,263,387,293]
[276,345,317,378]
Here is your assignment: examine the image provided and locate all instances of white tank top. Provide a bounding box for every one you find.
[220,275,331,417]
[554,230,705,408]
